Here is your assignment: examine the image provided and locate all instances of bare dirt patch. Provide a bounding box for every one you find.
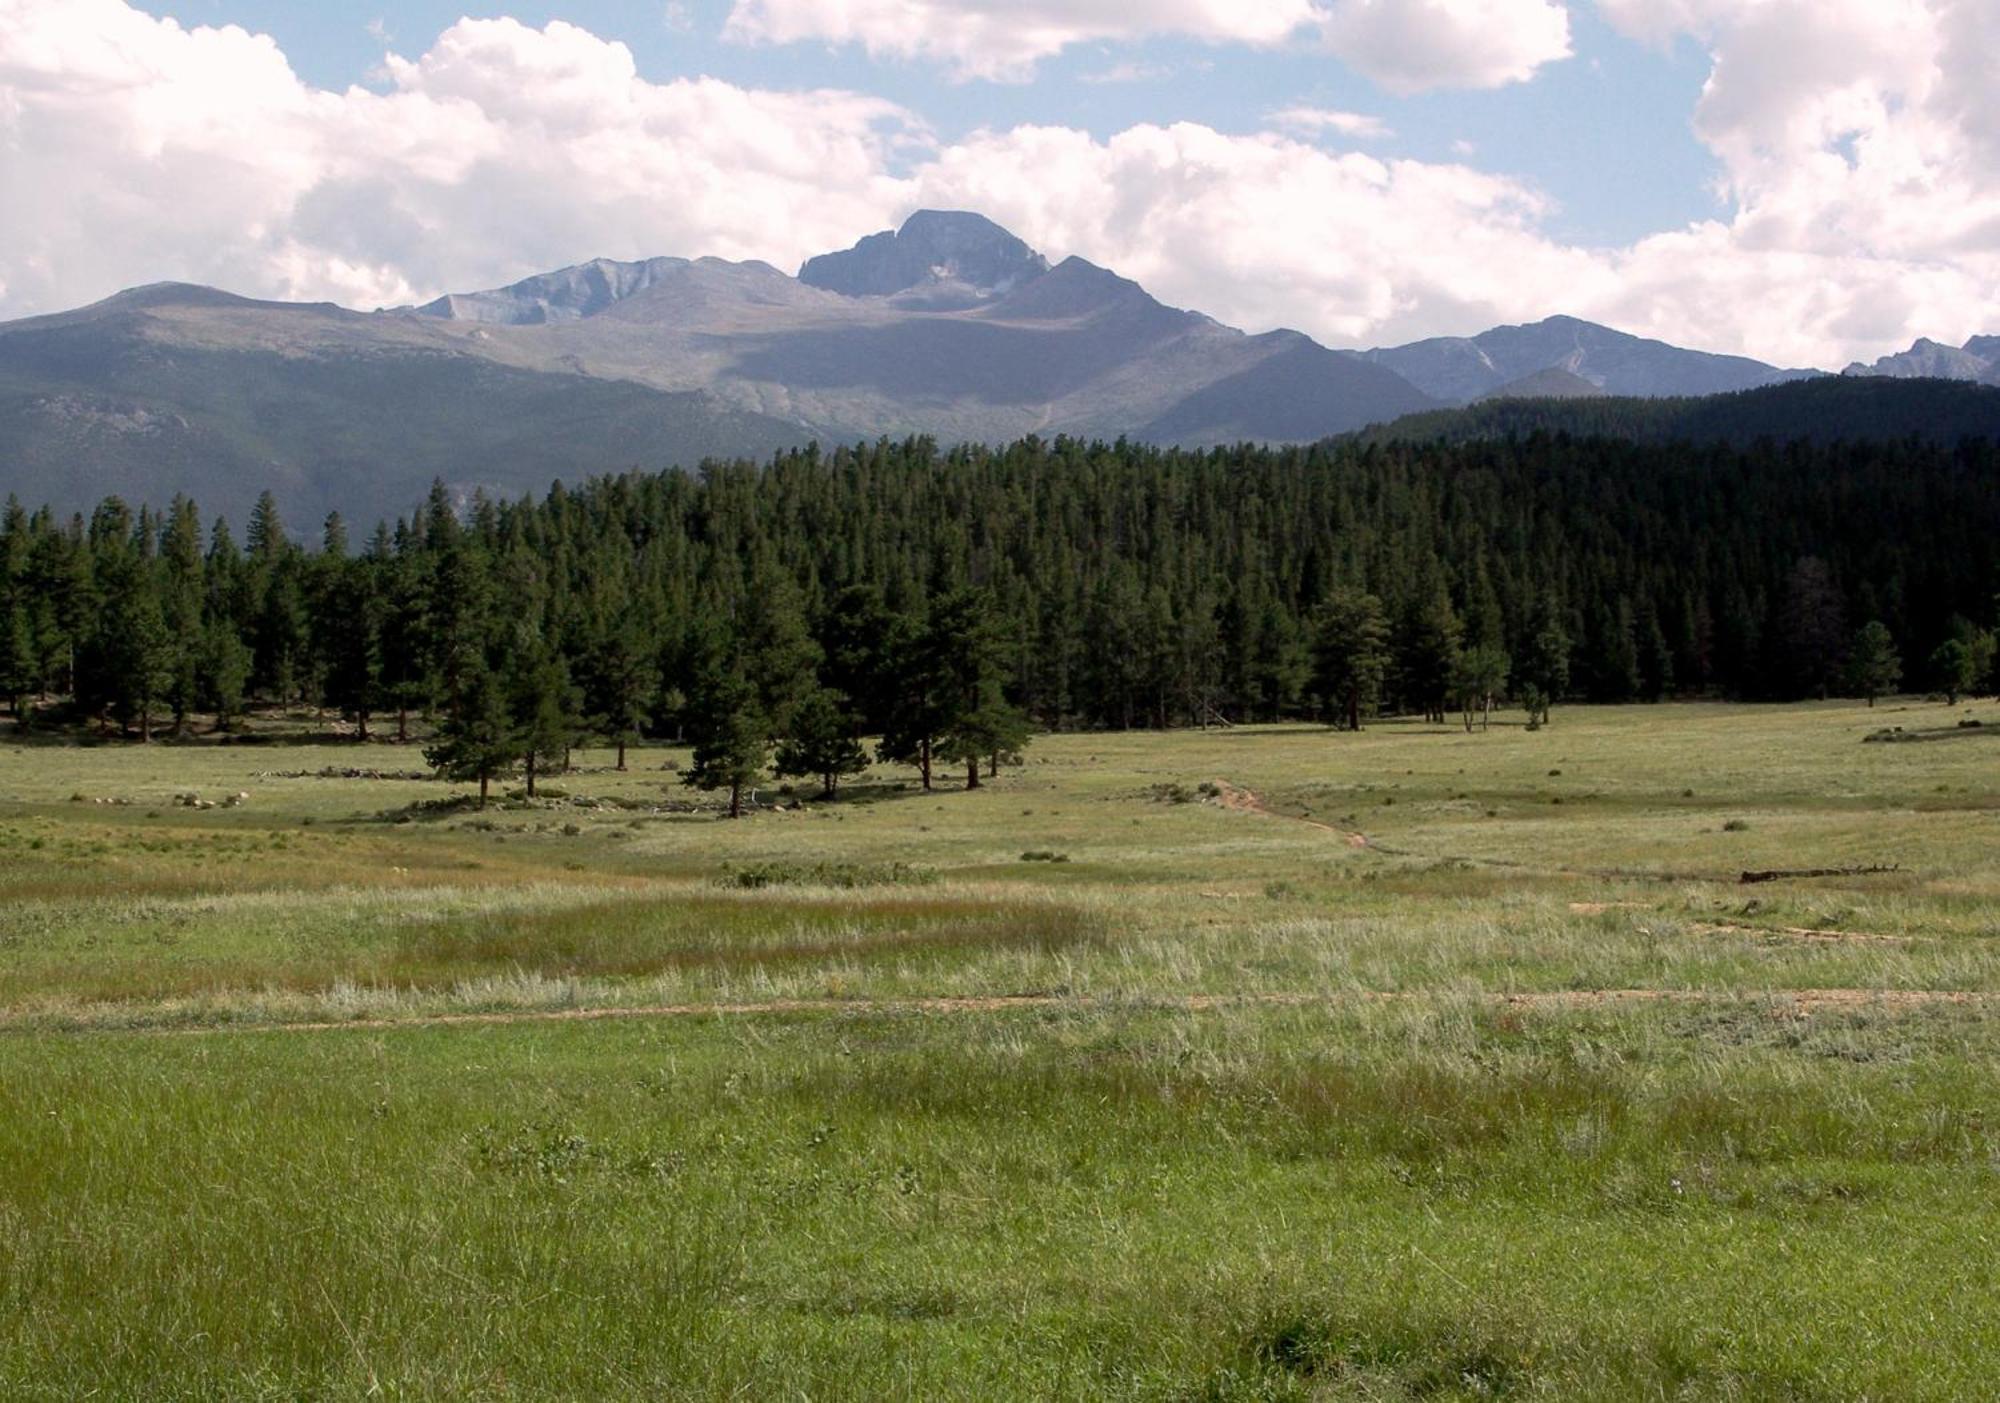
[1209,779,1370,846]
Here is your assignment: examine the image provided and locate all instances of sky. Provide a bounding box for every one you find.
[1,0,1996,369]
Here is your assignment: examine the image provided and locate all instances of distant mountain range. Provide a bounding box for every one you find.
[0,209,1990,523]
[1842,335,2000,385]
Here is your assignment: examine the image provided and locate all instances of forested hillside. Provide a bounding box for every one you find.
[3,434,1997,770]
[1361,376,2000,447]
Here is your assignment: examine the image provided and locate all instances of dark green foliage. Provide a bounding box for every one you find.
[423,669,514,807]
[937,685,1033,789]
[2,603,36,719]
[772,687,870,798]
[1310,588,1391,731]
[508,638,584,798]
[1930,638,1976,706]
[1362,375,2000,448]
[0,430,1996,749]
[682,670,769,818]
[1847,621,1901,706]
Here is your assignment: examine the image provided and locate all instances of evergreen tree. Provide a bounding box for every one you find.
[878,608,953,791]
[1930,638,1976,706]
[772,686,869,799]
[318,554,384,739]
[1310,587,1390,731]
[817,584,897,733]
[1452,643,1511,731]
[424,668,514,806]
[2,604,37,721]
[510,641,583,797]
[199,621,252,732]
[586,608,658,771]
[1846,621,1901,706]
[682,669,769,818]
[1400,586,1464,725]
[158,496,205,733]
[936,682,1033,788]
[1519,599,1571,726]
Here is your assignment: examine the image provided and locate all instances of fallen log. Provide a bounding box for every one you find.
[1740,864,1901,885]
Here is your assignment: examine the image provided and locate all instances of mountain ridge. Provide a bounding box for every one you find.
[0,210,1992,523]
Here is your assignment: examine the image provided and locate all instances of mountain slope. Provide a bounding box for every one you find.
[0,213,1446,519]
[0,286,810,524]
[7,210,1989,526]
[1361,314,1815,403]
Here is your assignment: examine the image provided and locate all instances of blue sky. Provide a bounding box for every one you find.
[6,1,1996,368]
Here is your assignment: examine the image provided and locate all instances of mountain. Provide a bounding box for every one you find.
[4,210,1992,526]
[0,283,813,525]
[1357,376,2000,448]
[1843,335,2000,385]
[1476,367,1609,402]
[0,213,1438,521]
[798,209,1050,308]
[1359,314,1816,403]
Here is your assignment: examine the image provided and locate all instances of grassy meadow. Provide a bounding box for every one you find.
[2,698,1998,1398]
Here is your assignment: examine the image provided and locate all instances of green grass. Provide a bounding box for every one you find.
[1,698,1997,1397]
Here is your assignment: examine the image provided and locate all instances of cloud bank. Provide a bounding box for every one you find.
[721,0,1572,90]
[1,0,1997,370]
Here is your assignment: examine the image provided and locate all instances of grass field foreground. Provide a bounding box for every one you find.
[2,699,1998,1398]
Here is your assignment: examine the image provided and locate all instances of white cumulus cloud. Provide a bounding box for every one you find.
[721,0,1573,89]
[0,3,916,314]
[722,0,1322,82]
[1319,0,1572,93]
[1267,106,1393,140]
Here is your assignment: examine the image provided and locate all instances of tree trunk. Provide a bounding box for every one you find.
[478,773,489,808]
[988,752,1000,779]
[616,739,628,771]
[396,706,409,743]
[525,751,538,798]
[919,736,932,790]
[1346,686,1361,733]
[966,757,980,790]
[729,779,742,819]
[822,772,837,800]
[357,710,370,743]
[140,706,152,743]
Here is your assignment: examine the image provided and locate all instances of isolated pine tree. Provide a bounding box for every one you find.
[772,686,869,799]
[1846,621,1901,706]
[425,669,514,807]
[1311,587,1390,731]
[683,670,769,819]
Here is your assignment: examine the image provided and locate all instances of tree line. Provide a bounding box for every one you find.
[2,431,1996,794]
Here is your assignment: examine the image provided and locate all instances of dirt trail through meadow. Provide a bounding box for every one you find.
[90,984,1994,1038]
[1209,780,1371,847]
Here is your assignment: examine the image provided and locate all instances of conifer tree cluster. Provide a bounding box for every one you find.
[2,432,1996,787]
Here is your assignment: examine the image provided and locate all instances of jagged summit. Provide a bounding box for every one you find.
[798,210,1051,307]
[1843,335,2000,385]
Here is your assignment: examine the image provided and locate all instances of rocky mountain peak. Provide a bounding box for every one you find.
[798,210,1051,306]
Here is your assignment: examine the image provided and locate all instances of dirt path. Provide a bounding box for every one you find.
[1690,921,1914,946]
[73,983,1995,1038]
[1209,780,1371,847]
